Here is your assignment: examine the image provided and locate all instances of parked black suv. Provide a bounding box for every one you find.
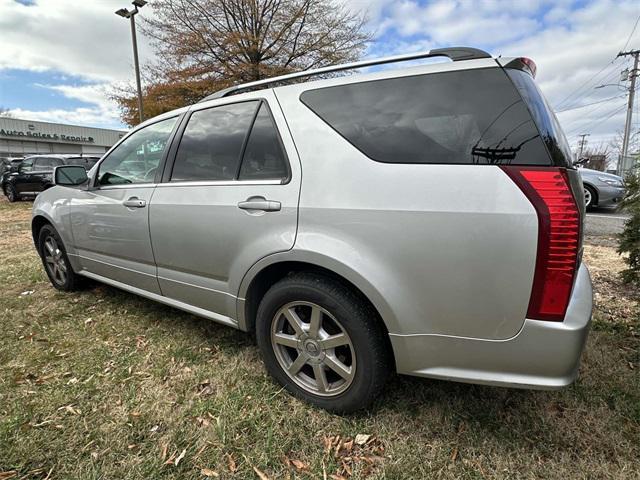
[2,154,100,202]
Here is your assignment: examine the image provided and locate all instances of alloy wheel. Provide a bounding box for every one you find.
[43,235,67,286]
[583,187,592,208]
[270,301,356,397]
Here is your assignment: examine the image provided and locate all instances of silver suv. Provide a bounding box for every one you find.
[32,47,593,412]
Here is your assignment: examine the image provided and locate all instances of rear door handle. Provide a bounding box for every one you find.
[238,197,281,212]
[123,197,147,208]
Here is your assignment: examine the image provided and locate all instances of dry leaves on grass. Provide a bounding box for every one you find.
[321,434,385,479]
[226,453,238,473]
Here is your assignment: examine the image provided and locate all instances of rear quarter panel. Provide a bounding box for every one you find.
[274,76,539,340]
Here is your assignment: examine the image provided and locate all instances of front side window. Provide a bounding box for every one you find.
[98,116,178,186]
[300,68,551,165]
[171,102,258,182]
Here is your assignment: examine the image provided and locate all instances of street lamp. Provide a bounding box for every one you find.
[116,0,147,123]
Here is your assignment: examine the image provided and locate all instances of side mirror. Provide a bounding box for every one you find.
[54,165,88,186]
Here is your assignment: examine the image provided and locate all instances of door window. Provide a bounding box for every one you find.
[171,101,258,182]
[238,103,288,181]
[19,159,33,173]
[97,116,178,186]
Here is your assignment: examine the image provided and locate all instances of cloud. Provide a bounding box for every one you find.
[0,0,155,83]
[6,82,123,129]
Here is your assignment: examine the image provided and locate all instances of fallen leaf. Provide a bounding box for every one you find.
[175,448,187,466]
[160,442,168,461]
[253,467,270,480]
[450,447,458,462]
[0,472,17,480]
[291,459,308,471]
[227,453,237,473]
[201,468,219,477]
[354,434,371,445]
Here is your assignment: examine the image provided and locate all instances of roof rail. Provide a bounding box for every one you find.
[200,46,491,102]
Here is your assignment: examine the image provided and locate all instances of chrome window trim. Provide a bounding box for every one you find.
[156,179,282,188]
[94,183,157,190]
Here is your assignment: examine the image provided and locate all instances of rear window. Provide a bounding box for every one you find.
[300,68,553,166]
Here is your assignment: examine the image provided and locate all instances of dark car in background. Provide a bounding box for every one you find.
[2,154,100,202]
[0,157,25,180]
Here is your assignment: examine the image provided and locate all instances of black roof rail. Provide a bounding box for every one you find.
[200,46,491,102]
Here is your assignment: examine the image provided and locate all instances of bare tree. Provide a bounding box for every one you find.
[112,0,370,125]
[0,107,13,118]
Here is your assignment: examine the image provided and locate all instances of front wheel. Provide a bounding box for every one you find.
[256,273,392,413]
[584,185,596,210]
[5,184,19,202]
[38,225,83,291]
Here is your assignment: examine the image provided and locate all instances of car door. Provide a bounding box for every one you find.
[13,158,35,194]
[67,115,180,294]
[149,93,301,320]
[31,157,62,192]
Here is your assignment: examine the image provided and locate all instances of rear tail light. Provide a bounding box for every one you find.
[501,167,580,321]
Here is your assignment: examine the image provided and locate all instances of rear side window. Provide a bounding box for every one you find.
[171,102,258,182]
[238,103,288,181]
[300,68,551,165]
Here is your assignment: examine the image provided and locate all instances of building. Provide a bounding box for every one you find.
[0,117,126,157]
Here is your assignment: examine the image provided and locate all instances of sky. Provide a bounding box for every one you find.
[0,0,639,154]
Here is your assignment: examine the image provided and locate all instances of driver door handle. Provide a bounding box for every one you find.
[238,198,281,212]
[123,197,146,208]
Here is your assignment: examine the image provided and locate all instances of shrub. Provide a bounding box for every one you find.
[618,165,640,284]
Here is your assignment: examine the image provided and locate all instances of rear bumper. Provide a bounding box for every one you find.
[390,263,592,389]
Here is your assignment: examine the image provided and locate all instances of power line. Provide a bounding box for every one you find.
[565,104,628,136]
[555,16,640,111]
[555,94,626,113]
[621,14,640,52]
[554,60,621,110]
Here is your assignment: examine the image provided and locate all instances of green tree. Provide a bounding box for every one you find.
[618,164,640,284]
[112,0,370,126]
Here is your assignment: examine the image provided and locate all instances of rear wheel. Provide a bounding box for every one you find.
[38,225,83,291]
[256,273,391,412]
[5,184,19,202]
[584,185,597,209]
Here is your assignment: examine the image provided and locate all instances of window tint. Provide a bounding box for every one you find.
[19,159,33,172]
[35,157,63,171]
[171,102,258,182]
[238,103,288,181]
[300,68,551,165]
[506,69,573,167]
[98,117,178,186]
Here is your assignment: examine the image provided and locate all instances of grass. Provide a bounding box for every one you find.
[0,198,638,479]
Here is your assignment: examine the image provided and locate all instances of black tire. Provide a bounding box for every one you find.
[38,224,83,291]
[584,185,597,210]
[256,273,392,413]
[5,184,19,202]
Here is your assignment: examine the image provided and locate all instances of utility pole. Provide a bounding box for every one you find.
[577,133,590,158]
[617,49,639,177]
[116,0,147,124]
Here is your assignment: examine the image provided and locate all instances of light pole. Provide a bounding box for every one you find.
[116,0,147,124]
